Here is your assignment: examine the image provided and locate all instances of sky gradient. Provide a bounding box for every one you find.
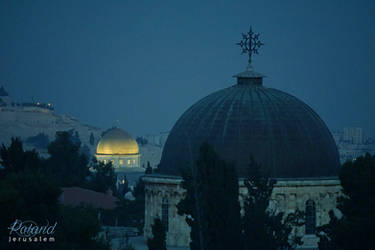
[1,0,374,137]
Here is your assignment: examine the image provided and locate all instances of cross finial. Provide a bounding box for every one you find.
[237,26,264,67]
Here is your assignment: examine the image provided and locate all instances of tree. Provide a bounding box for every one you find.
[147,218,166,250]
[90,132,95,146]
[177,142,242,250]
[317,153,375,250]
[25,132,50,148]
[0,158,109,250]
[88,158,117,193]
[131,178,146,231]
[0,137,110,249]
[242,157,303,250]
[44,131,89,187]
[68,129,81,147]
[57,205,109,250]
[117,174,130,198]
[145,161,152,174]
[136,136,148,146]
[80,144,91,159]
[0,137,42,177]
[0,170,61,250]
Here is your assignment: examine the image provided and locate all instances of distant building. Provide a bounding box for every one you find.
[332,128,375,163]
[95,127,143,186]
[343,127,365,144]
[0,85,54,112]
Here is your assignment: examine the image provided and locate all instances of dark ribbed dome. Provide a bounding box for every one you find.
[159,71,340,178]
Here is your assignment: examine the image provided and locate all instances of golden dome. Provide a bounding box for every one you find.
[96,128,139,155]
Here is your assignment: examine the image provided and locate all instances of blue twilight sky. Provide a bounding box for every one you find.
[0,0,374,137]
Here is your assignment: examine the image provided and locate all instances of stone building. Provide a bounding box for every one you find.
[343,127,365,144]
[144,176,341,248]
[143,65,341,248]
[95,127,142,185]
[143,33,341,249]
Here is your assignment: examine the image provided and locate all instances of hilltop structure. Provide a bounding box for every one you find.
[0,86,54,112]
[143,27,341,249]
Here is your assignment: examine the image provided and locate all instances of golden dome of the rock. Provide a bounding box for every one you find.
[96,128,139,155]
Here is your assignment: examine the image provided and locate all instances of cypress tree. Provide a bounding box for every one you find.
[242,157,303,250]
[89,132,95,146]
[177,142,242,250]
[147,218,166,250]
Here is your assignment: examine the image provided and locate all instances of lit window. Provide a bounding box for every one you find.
[133,159,136,164]
[127,160,130,165]
[119,160,123,165]
[111,160,115,165]
[103,160,107,164]
[122,179,125,184]
[162,198,169,231]
[305,199,316,234]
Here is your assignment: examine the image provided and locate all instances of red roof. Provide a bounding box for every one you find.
[60,187,118,210]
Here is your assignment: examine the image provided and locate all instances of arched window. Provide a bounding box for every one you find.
[305,199,316,234]
[161,198,169,232]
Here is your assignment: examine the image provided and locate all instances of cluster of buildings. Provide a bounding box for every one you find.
[332,127,375,163]
[0,86,54,112]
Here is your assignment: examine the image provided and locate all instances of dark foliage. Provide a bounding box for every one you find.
[25,133,50,148]
[177,144,303,250]
[0,137,42,177]
[87,158,117,193]
[317,153,375,250]
[147,218,166,250]
[177,142,242,250]
[0,86,9,96]
[136,136,148,146]
[145,161,152,174]
[44,131,89,187]
[100,179,145,230]
[0,138,110,250]
[68,129,81,147]
[90,132,95,146]
[117,175,130,198]
[56,205,109,250]
[0,171,61,250]
[242,157,303,250]
[80,144,91,159]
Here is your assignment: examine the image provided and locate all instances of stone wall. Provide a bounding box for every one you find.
[143,175,342,248]
[143,175,190,247]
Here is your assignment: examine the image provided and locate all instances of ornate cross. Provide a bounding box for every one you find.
[237,26,264,66]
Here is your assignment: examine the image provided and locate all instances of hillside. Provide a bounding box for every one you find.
[0,105,165,168]
[0,106,103,156]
